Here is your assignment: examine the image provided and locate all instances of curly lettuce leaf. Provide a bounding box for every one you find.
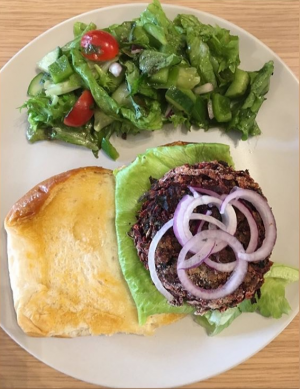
[114,143,234,325]
[194,263,299,335]
[175,14,240,83]
[138,0,185,54]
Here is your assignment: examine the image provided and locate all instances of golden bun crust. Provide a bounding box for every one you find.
[5,167,183,337]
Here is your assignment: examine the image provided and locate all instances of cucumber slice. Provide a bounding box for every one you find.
[165,87,195,115]
[48,55,74,83]
[27,72,45,97]
[149,68,169,84]
[176,67,200,89]
[111,83,132,107]
[192,96,208,123]
[94,109,114,132]
[37,46,62,73]
[225,69,250,98]
[44,74,82,96]
[212,93,232,122]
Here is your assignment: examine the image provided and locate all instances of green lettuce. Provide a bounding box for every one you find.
[138,0,185,54]
[194,263,299,335]
[114,143,234,324]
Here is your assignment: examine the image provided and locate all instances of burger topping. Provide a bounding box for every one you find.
[147,187,277,302]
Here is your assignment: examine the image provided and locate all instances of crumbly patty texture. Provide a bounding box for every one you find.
[131,161,272,314]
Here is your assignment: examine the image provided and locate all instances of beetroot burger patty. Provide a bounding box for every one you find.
[131,161,273,315]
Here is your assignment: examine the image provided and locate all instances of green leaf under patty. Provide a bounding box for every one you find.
[114,143,234,324]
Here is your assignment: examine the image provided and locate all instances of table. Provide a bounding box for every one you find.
[0,1,298,388]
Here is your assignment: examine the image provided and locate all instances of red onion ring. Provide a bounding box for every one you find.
[177,230,248,300]
[229,199,258,253]
[173,195,196,248]
[220,189,277,262]
[183,195,237,254]
[191,187,221,198]
[148,219,174,301]
[197,210,212,233]
[204,257,236,272]
[178,240,215,270]
[188,185,201,198]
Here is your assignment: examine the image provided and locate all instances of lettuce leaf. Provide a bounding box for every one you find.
[194,263,299,335]
[114,143,234,324]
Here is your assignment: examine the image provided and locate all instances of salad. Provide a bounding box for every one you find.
[21,0,274,159]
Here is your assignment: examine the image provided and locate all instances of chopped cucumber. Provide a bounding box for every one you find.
[225,69,250,98]
[49,55,74,83]
[212,93,232,122]
[37,46,62,73]
[165,87,195,115]
[192,96,208,123]
[176,66,200,89]
[150,68,169,84]
[111,82,132,107]
[94,108,114,132]
[44,74,82,96]
[27,72,45,97]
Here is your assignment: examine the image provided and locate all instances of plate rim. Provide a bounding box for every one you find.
[0,2,299,388]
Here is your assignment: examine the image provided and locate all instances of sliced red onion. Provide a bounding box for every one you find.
[173,195,195,247]
[131,44,143,54]
[148,219,174,301]
[188,185,201,198]
[197,210,212,233]
[109,62,123,77]
[179,240,215,270]
[191,187,221,198]
[194,83,214,95]
[207,100,214,119]
[164,105,173,118]
[220,189,277,262]
[181,195,237,254]
[177,230,248,300]
[190,213,226,230]
[204,257,236,272]
[230,199,258,253]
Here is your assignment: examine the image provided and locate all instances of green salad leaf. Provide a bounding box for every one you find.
[194,263,299,335]
[114,143,234,324]
[22,0,274,159]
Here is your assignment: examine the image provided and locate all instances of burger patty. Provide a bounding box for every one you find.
[131,161,272,314]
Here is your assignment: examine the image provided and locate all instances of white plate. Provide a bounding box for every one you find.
[0,3,299,388]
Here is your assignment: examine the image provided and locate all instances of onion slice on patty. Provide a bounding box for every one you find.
[148,219,175,302]
[177,230,248,300]
[174,195,237,255]
[147,186,276,301]
[220,189,277,262]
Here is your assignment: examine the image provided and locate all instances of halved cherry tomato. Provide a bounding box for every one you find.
[64,90,94,127]
[81,30,119,61]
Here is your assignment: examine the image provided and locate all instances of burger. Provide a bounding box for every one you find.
[114,142,297,334]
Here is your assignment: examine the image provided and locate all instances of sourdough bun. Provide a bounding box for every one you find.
[5,167,183,337]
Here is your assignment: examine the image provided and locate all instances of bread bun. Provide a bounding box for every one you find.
[5,166,183,337]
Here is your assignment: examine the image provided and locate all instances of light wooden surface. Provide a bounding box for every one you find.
[0,1,299,388]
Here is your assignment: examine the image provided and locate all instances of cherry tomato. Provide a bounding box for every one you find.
[81,30,119,61]
[64,90,94,127]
